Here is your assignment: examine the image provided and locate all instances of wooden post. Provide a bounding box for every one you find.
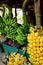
[34,0,41,28]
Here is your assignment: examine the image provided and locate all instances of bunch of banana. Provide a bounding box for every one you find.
[7,52,27,65]
[27,26,43,65]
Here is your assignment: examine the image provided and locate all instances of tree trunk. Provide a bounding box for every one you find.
[34,0,41,28]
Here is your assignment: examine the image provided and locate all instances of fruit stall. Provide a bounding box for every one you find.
[0,0,43,65]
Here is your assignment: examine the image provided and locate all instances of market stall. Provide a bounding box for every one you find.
[0,0,43,65]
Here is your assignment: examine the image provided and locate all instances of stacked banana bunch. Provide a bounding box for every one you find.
[27,26,43,65]
[7,52,27,65]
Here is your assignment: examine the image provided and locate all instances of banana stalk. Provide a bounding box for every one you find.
[22,0,29,14]
[34,0,41,28]
[22,0,29,24]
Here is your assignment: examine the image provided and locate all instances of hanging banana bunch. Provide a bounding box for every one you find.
[27,0,43,65]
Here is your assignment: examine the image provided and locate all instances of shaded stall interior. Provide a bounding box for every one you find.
[0,0,43,25]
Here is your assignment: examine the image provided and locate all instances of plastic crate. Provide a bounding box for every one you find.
[2,44,29,58]
[0,47,2,53]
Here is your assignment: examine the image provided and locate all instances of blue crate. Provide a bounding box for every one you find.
[2,44,29,58]
[0,47,2,53]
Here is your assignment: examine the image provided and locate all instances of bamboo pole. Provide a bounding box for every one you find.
[34,0,41,28]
